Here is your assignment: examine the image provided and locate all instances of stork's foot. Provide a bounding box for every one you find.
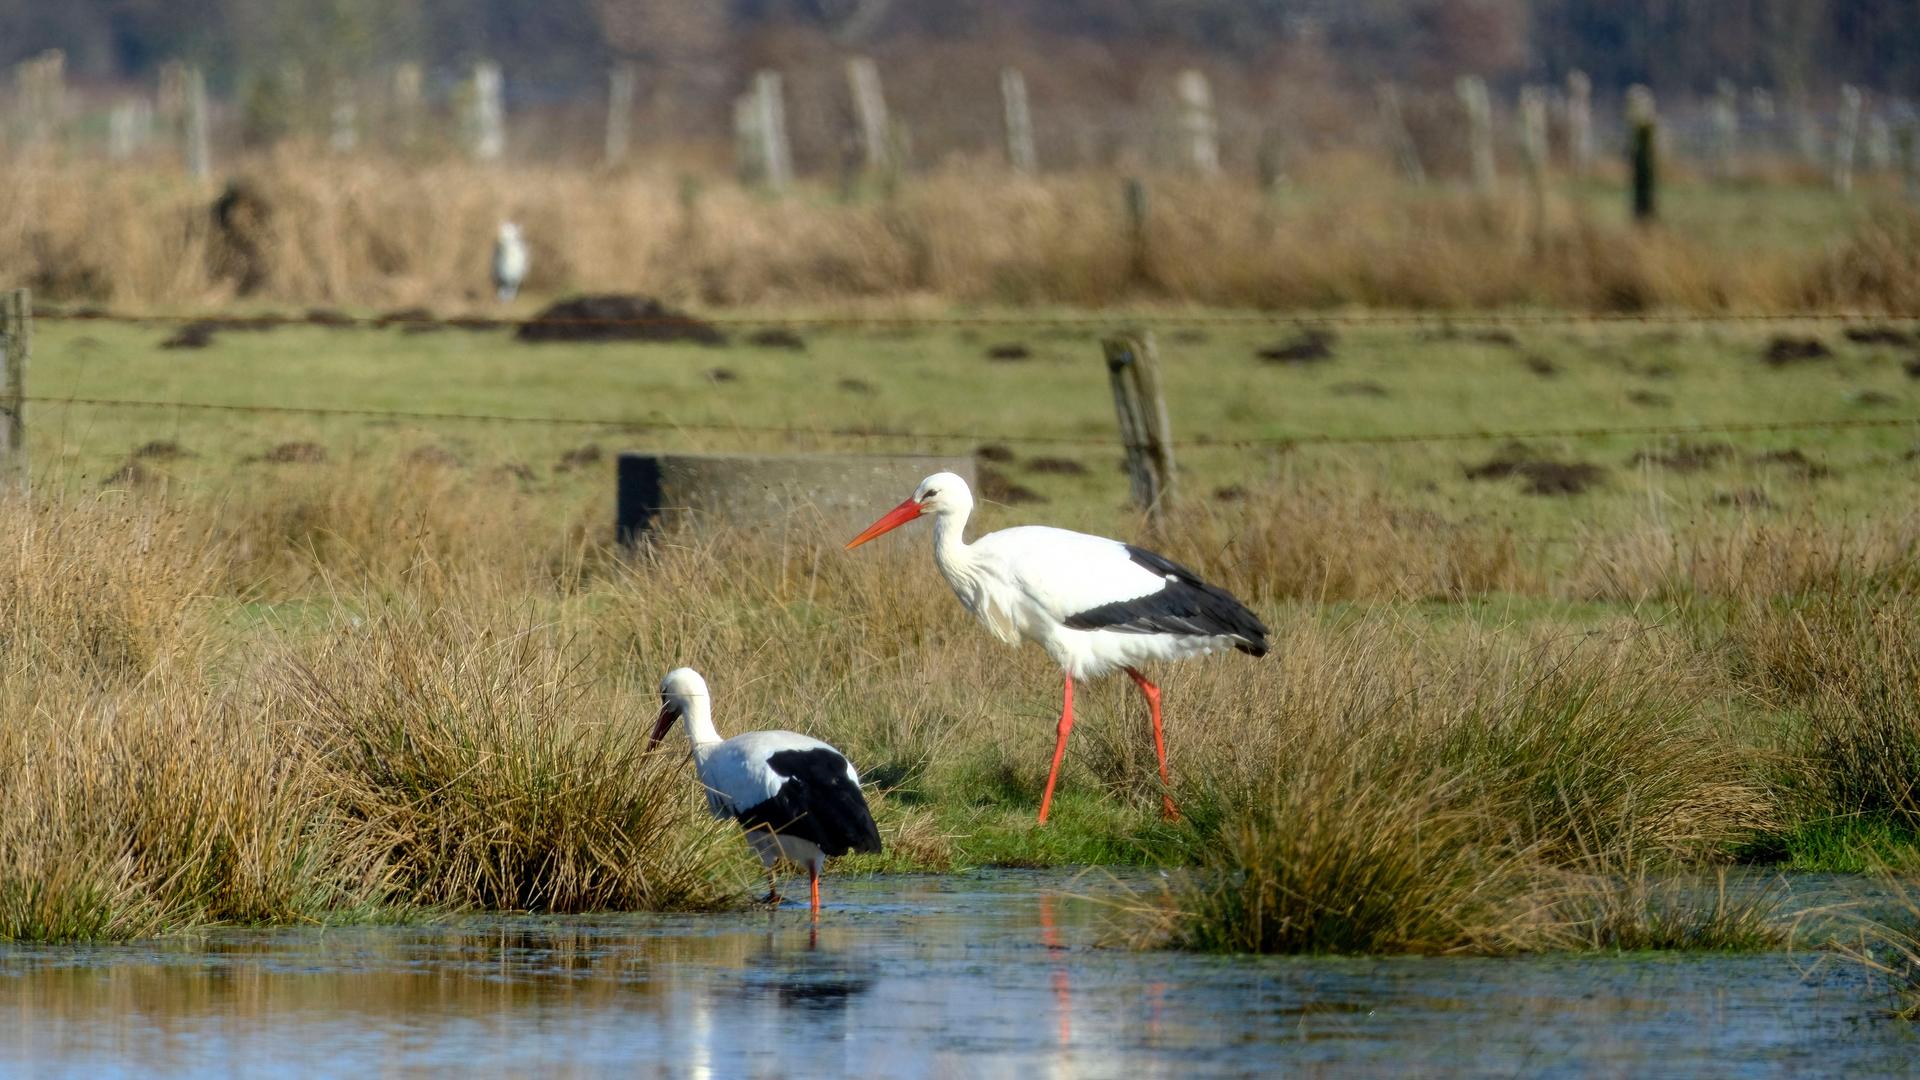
[760,889,785,906]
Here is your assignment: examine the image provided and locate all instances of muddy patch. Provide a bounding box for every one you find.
[1212,484,1249,502]
[986,342,1033,362]
[406,446,463,469]
[1760,336,1832,367]
[131,439,193,461]
[975,443,1016,464]
[1522,354,1560,377]
[376,307,437,331]
[1627,389,1672,407]
[978,466,1046,505]
[1844,326,1916,347]
[555,445,603,472]
[704,367,739,384]
[1256,329,1335,365]
[515,294,725,345]
[1465,443,1607,495]
[252,441,329,465]
[100,460,154,489]
[1750,448,1831,479]
[1713,488,1775,510]
[305,308,354,328]
[1849,389,1898,407]
[837,378,875,395]
[1025,457,1088,475]
[747,328,807,351]
[1330,380,1390,398]
[1630,441,1734,473]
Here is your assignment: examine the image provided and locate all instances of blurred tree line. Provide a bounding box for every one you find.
[3,0,1916,98]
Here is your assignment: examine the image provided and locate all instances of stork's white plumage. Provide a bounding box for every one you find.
[491,221,528,302]
[846,472,1267,823]
[651,668,882,914]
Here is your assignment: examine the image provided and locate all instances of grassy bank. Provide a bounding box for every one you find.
[4,316,1920,950]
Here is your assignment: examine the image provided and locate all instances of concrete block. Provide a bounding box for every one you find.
[617,451,975,544]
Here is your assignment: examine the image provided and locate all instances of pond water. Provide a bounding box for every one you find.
[0,869,1914,1078]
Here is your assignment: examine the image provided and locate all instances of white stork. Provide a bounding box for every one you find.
[845,472,1267,824]
[650,668,883,914]
[491,220,528,302]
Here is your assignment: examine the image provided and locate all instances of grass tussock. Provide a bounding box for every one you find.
[5,155,1917,312]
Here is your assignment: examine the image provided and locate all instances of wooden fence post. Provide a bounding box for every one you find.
[469,61,505,162]
[1457,75,1496,193]
[1001,67,1037,174]
[1712,78,1740,181]
[1376,83,1425,185]
[1520,86,1549,247]
[606,63,637,165]
[1124,177,1150,286]
[1628,85,1658,225]
[847,57,891,175]
[391,62,424,151]
[183,65,211,180]
[0,289,27,487]
[1175,70,1220,176]
[1102,332,1174,519]
[1565,70,1592,177]
[1834,85,1863,194]
[753,70,793,192]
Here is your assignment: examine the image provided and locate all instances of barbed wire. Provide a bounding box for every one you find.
[29,307,1920,332]
[26,393,1920,450]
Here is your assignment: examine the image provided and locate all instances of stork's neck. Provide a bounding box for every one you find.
[930,505,974,578]
[680,698,722,749]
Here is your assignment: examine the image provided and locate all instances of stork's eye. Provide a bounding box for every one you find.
[921,489,938,500]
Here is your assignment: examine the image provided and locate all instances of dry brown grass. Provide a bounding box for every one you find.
[5,153,1916,312]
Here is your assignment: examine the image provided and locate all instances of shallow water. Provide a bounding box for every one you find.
[0,870,1914,1078]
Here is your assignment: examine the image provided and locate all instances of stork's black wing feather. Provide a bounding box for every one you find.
[735,748,883,857]
[1061,545,1268,656]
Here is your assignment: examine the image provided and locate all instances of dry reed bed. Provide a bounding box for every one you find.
[5,155,1919,311]
[2,469,1918,951]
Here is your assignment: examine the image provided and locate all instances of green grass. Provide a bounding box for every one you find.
[1741,816,1920,873]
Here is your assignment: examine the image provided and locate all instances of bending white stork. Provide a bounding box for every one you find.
[491,220,528,302]
[650,668,883,915]
[845,472,1267,824]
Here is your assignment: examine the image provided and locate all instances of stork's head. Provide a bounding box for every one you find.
[651,666,711,748]
[845,472,973,549]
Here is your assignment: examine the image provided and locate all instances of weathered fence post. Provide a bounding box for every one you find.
[606,63,637,165]
[0,288,27,487]
[1866,114,1894,174]
[1565,70,1593,177]
[1001,67,1037,174]
[329,83,358,154]
[1520,86,1549,247]
[846,57,892,175]
[1834,85,1863,193]
[107,99,152,161]
[1175,70,1220,176]
[469,61,505,162]
[1457,75,1496,193]
[753,70,793,192]
[1628,85,1658,225]
[12,50,66,148]
[1712,78,1740,181]
[1376,83,1425,185]
[1102,332,1174,520]
[391,62,424,151]
[183,65,211,180]
[1124,177,1150,286]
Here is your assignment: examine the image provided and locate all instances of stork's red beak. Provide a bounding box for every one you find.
[648,705,678,748]
[845,497,922,549]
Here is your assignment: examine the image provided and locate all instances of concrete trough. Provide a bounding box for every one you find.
[616,451,975,544]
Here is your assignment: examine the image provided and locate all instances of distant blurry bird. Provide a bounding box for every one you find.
[491,220,528,302]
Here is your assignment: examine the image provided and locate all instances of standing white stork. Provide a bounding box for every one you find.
[845,472,1267,824]
[491,220,528,302]
[651,668,883,915]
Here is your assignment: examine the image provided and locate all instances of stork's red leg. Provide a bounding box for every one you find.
[1126,667,1180,821]
[1037,675,1076,825]
[809,862,821,918]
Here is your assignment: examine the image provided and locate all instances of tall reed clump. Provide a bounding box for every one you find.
[0,495,383,940]
[1137,624,1779,955]
[275,582,741,914]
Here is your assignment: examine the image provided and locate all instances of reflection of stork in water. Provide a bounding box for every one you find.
[1039,893,1072,1046]
[651,668,883,915]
